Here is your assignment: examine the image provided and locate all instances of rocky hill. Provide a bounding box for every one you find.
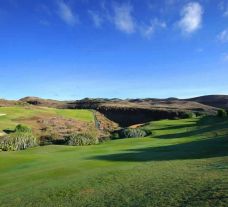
[186,95,228,109]
[19,97,67,108]
[2,95,226,127]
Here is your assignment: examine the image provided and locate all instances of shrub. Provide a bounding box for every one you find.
[15,124,32,133]
[182,112,196,119]
[111,132,120,140]
[117,128,147,139]
[0,132,38,151]
[217,109,227,117]
[67,133,99,146]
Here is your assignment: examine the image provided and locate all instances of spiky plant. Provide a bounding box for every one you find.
[67,133,98,146]
[0,132,38,151]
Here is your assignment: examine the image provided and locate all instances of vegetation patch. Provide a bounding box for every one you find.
[0,131,38,151]
[217,109,227,117]
[112,128,149,139]
[15,124,32,133]
[67,133,99,146]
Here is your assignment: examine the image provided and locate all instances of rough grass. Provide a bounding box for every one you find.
[0,106,94,132]
[0,116,227,206]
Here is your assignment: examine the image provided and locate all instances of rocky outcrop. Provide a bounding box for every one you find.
[69,99,218,127]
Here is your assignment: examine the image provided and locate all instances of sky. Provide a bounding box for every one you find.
[0,0,228,100]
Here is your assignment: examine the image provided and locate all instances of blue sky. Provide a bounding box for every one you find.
[0,0,227,100]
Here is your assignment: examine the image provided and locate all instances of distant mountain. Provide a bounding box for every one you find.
[186,95,228,109]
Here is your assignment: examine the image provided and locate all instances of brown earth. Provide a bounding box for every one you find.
[16,114,99,144]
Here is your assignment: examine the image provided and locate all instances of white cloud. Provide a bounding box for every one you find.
[217,29,228,43]
[178,2,203,34]
[113,3,135,34]
[88,10,103,28]
[57,1,77,26]
[140,19,166,39]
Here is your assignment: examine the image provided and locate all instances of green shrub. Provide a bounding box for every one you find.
[217,109,227,117]
[67,133,99,146]
[117,128,147,139]
[183,112,196,119]
[111,132,120,140]
[0,132,38,151]
[15,124,32,133]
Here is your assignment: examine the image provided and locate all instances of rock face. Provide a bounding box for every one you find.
[94,108,185,127]
[68,99,218,127]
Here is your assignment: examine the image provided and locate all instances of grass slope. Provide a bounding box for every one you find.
[0,117,227,206]
[0,106,94,132]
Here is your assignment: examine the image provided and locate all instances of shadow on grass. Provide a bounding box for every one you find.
[90,136,228,162]
[156,124,196,131]
[154,117,228,139]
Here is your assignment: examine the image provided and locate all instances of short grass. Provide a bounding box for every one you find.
[0,106,94,131]
[0,116,227,206]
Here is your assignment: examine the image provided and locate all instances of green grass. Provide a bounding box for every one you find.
[0,106,94,131]
[0,116,227,206]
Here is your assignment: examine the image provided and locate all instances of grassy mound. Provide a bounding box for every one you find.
[0,106,96,144]
[0,106,94,132]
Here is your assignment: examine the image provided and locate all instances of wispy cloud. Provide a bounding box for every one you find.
[217,29,228,43]
[178,2,203,34]
[219,1,228,17]
[88,10,103,28]
[113,3,135,34]
[57,0,77,26]
[140,18,166,39]
[222,53,228,62]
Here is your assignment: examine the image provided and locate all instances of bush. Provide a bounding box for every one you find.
[111,132,120,140]
[0,132,38,151]
[15,124,32,133]
[217,109,227,117]
[117,128,147,139]
[67,133,99,146]
[182,112,196,119]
